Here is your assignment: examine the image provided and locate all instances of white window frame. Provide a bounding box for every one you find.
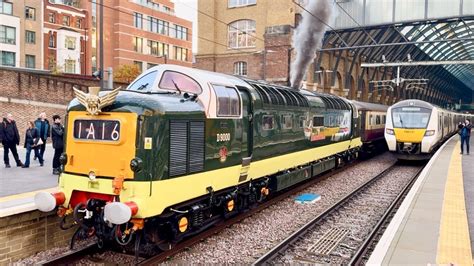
[228,20,256,49]
[228,0,256,8]
[233,61,247,76]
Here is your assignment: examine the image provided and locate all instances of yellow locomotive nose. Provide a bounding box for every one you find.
[64,111,138,181]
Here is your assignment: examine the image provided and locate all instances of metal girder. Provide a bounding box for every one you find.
[361,60,474,67]
[318,37,474,52]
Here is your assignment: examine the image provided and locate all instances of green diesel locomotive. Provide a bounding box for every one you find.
[35,65,362,253]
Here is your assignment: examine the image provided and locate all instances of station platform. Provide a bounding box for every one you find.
[0,144,58,217]
[368,135,473,265]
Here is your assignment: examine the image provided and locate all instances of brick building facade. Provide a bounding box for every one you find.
[81,0,193,74]
[0,0,43,69]
[43,0,89,75]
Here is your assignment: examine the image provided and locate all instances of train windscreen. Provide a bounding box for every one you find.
[391,107,431,129]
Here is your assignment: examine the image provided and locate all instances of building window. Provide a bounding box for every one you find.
[25,7,35,20]
[134,13,143,29]
[0,25,15,45]
[48,32,56,48]
[63,15,70,26]
[25,31,35,44]
[48,12,56,23]
[228,0,256,8]
[228,20,256,48]
[25,55,35,68]
[0,1,13,15]
[212,84,241,117]
[76,18,82,29]
[233,61,247,76]
[163,6,171,13]
[174,25,188,40]
[64,59,76,73]
[158,20,169,35]
[134,61,143,73]
[149,17,169,35]
[175,47,188,61]
[147,40,168,56]
[133,37,143,53]
[65,36,76,50]
[1,51,15,66]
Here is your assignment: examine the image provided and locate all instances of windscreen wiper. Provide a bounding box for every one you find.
[171,79,182,94]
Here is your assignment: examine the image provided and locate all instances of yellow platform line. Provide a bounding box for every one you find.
[436,141,473,265]
[0,187,58,203]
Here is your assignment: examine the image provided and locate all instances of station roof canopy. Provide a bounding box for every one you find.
[318,0,474,102]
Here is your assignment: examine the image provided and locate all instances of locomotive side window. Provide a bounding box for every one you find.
[299,116,306,128]
[282,115,293,129]
[262,115,274,130]
[212,84,241,117]
[313,116,324,127]
[127,71,157,92]
[159,71,202,94]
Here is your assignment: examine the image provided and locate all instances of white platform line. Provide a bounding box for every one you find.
[366,135,456,265]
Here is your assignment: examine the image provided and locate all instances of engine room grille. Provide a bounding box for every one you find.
[169,120,205,177]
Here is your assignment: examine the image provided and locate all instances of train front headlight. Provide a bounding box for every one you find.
[386,128,395,135]
[424,130,435,136]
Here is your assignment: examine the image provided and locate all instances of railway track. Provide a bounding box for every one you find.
[254,162,424,265]
[40,160,362,265]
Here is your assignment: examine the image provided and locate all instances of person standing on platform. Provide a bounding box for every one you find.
[460,119,471,155]
[51,115,64,175]
[0,114,23,168]
[34,112,50,161]
[22,121,43,168]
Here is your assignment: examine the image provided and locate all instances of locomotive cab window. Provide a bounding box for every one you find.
[159,71,202,94]
[212,84,241,117]
[127,70,157,92]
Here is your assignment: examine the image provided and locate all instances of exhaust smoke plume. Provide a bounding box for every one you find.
[291,0,334,89]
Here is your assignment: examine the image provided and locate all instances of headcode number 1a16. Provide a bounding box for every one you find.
[73,120,120,141]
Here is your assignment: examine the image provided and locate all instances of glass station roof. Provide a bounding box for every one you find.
[322,17,474,102]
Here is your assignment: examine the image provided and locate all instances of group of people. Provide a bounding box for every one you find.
[0,113,64,175]
[458,119,472,155]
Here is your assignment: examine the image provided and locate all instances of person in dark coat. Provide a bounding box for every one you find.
[0,114,23,168]
[51,115,64,175]
[34,112,50,160]
[460,119,472,155]
[23,121,43,168]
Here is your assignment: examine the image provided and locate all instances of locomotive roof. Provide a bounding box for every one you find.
[350,100,388,112]
[134,65,353,112]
